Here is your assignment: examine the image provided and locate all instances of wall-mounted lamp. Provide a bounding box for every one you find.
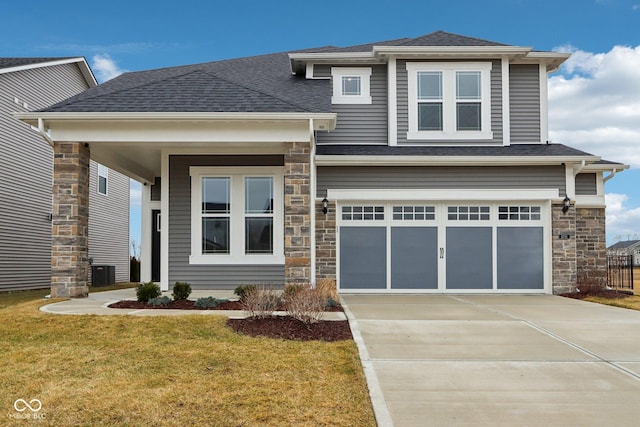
[562,195,571,213]
[321,197,329,214]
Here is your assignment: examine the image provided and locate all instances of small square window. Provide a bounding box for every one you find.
[97,164,108,195]
[331,67,372,104]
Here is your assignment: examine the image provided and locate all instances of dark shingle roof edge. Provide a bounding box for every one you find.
[315,144,598,158]
[607,240,640,250]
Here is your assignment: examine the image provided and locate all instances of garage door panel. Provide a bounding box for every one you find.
[391,227,438,289]
[340,226,386,289]
[497,227,544,289]
[446,227,493,289]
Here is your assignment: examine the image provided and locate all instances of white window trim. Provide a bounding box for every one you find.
[406,62,493,140]
[331,67,372,104]
[189,166,284,265]
[97,163,108,196]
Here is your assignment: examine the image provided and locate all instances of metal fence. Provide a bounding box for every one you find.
[607,254,635,290]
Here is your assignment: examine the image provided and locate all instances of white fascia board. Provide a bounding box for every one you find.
[372,46,532,58]
[516,52,571,72]
[327,188,559,201]
[14,112,337,131]
[581,163,630,172]
[315,155,600,166]
[289,52,377,62]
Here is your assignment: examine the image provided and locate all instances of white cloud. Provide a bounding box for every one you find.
[549,44,640,167]
[605,193,640,241]
[91,54,127,82]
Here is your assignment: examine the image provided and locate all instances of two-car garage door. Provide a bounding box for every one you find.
[338,202,548,293]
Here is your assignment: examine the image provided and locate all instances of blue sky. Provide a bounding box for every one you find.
[2,0,639,245]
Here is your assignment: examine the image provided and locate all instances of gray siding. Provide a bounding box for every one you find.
[510,64,541,143]
[313,64,332,79]
[397,59,503,144]
[0,63,89,291]
[316,65,388,145]
[575,173,597,195]
[317,165,566,194]
[168,155,285,289]
[88,161,130,283]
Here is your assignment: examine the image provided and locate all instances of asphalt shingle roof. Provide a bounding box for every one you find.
[608,240,640,250]
[315,144,598,158]
[40,31,516,114]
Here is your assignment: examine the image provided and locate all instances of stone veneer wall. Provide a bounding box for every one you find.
[283,141,311,285]
[315,200,337,280]
[575,207,607,285]
[51,142,90,298]
[551,203,577,294]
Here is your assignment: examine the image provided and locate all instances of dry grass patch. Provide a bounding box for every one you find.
[0,299,375,426]
[584,294,640,311]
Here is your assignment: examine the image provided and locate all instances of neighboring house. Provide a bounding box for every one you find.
[0,57,130,291]
[608,240,640,266]
[17,31,628,298]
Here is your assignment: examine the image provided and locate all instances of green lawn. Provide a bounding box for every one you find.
[0,290,375,426]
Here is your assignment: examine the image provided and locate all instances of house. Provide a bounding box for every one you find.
[0,57,130,291]
[608,240,640,266]
[16,31,628,297]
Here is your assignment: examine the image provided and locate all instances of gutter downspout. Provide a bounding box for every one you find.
[573,160,586,176]
[309,118,317,288]
[38,118,54,147]
[603,168,619,183]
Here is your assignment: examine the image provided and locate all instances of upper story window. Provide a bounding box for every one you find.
[97,164,108,195]
[331,67,372,104]
[190,167,284,265]
[407,62,493,140]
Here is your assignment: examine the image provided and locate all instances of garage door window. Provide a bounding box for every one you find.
[341,206,384,221]
[392,206,436,221]
[498,206,541,221]
[447,206,490,221]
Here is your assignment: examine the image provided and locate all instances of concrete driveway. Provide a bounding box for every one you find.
[341,294,640,427]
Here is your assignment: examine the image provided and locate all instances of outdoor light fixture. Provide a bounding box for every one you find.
[322,197,329,214]
[562,195,571,213]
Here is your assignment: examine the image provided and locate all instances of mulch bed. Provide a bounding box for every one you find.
[107,299,350,341]
[560,286,634,300]
[108,299,245,310]
[226,316,353,342]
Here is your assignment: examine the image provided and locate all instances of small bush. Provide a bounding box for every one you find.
[194,296,220,308]
[325,297,338,308]
[242,285,280,319]
[172,282,192,300]
[234,284,257,303]
[282,283,306,304]
[316,278,339,301]
[285,284,325,324]
[148,296,172,306]
[136,281,161,302]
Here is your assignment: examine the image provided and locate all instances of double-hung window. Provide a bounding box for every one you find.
[190,167,283,265]
[407,62,493,140]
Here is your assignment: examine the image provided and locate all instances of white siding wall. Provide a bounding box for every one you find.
[0,63,88,291]
[88,160,130,283]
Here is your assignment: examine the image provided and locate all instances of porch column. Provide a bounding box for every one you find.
[551,203,577,294]
[575,207,607,285]
[51,142,90,298]
[283,141,311,285]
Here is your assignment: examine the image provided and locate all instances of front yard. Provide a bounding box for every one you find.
[0,291,375,426]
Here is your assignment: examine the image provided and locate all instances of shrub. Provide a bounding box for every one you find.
[136,281,161,302]
[194,296,219,308]
[316,278,339,302]
[172,282,192,300]
[234,284,257,303]
[147,296,172,306]
[325,297,338,308]
[282,283,306,304]
[285,284,325,324]
[241,285,280,319]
